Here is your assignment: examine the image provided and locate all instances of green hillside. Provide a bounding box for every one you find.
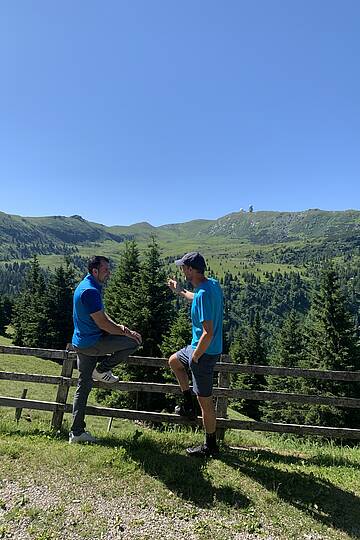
[1,209,359,276]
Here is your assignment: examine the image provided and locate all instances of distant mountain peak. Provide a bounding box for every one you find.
[129,221,155,229]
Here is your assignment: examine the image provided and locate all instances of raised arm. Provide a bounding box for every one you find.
[167,278,194,302]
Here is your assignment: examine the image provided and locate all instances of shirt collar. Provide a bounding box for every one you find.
[86,273,102,292]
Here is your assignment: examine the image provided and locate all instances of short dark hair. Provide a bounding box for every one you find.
[87,256,109,274]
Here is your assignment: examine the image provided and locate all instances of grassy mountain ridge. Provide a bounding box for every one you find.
[205,209,360,243]
[0,212,128,244]
[0,209,359,268]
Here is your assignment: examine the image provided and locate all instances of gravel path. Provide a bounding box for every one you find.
[0,479,282,540]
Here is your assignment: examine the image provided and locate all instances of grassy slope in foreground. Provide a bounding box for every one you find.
[0,420,359,540]
[0,343,360,540]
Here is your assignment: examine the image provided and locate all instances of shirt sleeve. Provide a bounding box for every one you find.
[81,289,103,314]
[196,290,213,323]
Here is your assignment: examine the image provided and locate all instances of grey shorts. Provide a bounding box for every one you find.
[176,345,220,397]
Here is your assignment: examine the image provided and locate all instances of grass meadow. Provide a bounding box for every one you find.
[1,332,360,539]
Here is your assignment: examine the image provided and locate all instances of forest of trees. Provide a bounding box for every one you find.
[1,241,360,430]
[10,257,75,350]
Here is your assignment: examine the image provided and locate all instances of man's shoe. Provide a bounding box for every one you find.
[92,368,119,384]
[69,431,97,444]
[174,404,196,419]
[186,444,219,457]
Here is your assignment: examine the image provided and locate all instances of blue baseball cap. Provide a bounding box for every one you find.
[175,252,206,273]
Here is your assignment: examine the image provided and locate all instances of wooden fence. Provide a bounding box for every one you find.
[1,345,360,440]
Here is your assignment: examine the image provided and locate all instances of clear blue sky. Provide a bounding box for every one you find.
[1,1,359,226]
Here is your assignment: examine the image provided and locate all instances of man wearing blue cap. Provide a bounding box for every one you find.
[168,252,223,457]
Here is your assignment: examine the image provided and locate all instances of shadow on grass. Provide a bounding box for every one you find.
[3,423,359,535]
[230,445,360,469]
[223,448,360,539]
[97,433,250,510]
[308,453,360,469]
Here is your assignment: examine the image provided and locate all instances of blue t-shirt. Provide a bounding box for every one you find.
[72,274,104,348]
[191,278,223,355]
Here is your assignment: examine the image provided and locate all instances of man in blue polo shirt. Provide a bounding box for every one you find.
[168,252,223,457]
[70,255,142,444]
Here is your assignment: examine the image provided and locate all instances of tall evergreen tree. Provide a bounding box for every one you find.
[104,240,142,330]
[303,264,360,428]
[138,236,174,357]
[98,238,175,412]
[261,311,306,424]
[160,306,192,360]
[0,299,6,336]
[45,262,75,349]
[231,312,267,420]
[12,256,49,347]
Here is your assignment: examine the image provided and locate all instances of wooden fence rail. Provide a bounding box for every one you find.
[1,345,360,440]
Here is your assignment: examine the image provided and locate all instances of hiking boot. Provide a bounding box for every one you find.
[69,431,97,444]
[174,403,196,419]
[186,443,219,458]
[92,368,119,384]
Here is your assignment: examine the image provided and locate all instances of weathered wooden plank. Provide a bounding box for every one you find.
[60,352,360,381]
[62,404,360,439]
[0,372,69,385]
[63,403,203,425]
[51,354,74,430]
[213,387,360,409]
[78,380,360,409]
[0,396,63,412]
[2,346,360,381]
[215,419,360,439]
[213,363,360,381]
[0,345,66,361]
[2,396,360,439]
[2,370,360,409]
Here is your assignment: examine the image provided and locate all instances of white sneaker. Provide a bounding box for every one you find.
[92,368,119,384]
[69,431,97,444]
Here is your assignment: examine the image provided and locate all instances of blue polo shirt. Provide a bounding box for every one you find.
[72,274,103,348]
[191,278,223,354]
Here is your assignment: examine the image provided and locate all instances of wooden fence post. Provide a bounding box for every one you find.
[216,356,230,441]
[51,351,74,432]
[15,388,28,422]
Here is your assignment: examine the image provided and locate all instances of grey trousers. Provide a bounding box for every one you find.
[71,335,138,435]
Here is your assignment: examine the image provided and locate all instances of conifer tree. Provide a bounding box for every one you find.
[45,262,75,349]
[104,240,142,330]
[12,256,49,347]
[261,311,305,424]
[160,306,192,360]
[138,236,174,357]
[0,299,5,336]
[99,238,175,412]
[231,312,267,420]
[303,264,360,428]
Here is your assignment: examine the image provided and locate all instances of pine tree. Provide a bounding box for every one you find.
[45,262,75,349]
[231,312,267,420]
[12,256,49,347]
[0,299,5,336]
[104,241,142,330]
[137,236,174,357]
[160,306,192,360]
[303,264,360,428]
[133,237,175,411]
[261,311,305,424]
[98,238,175,412]
[2,296,13,327]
